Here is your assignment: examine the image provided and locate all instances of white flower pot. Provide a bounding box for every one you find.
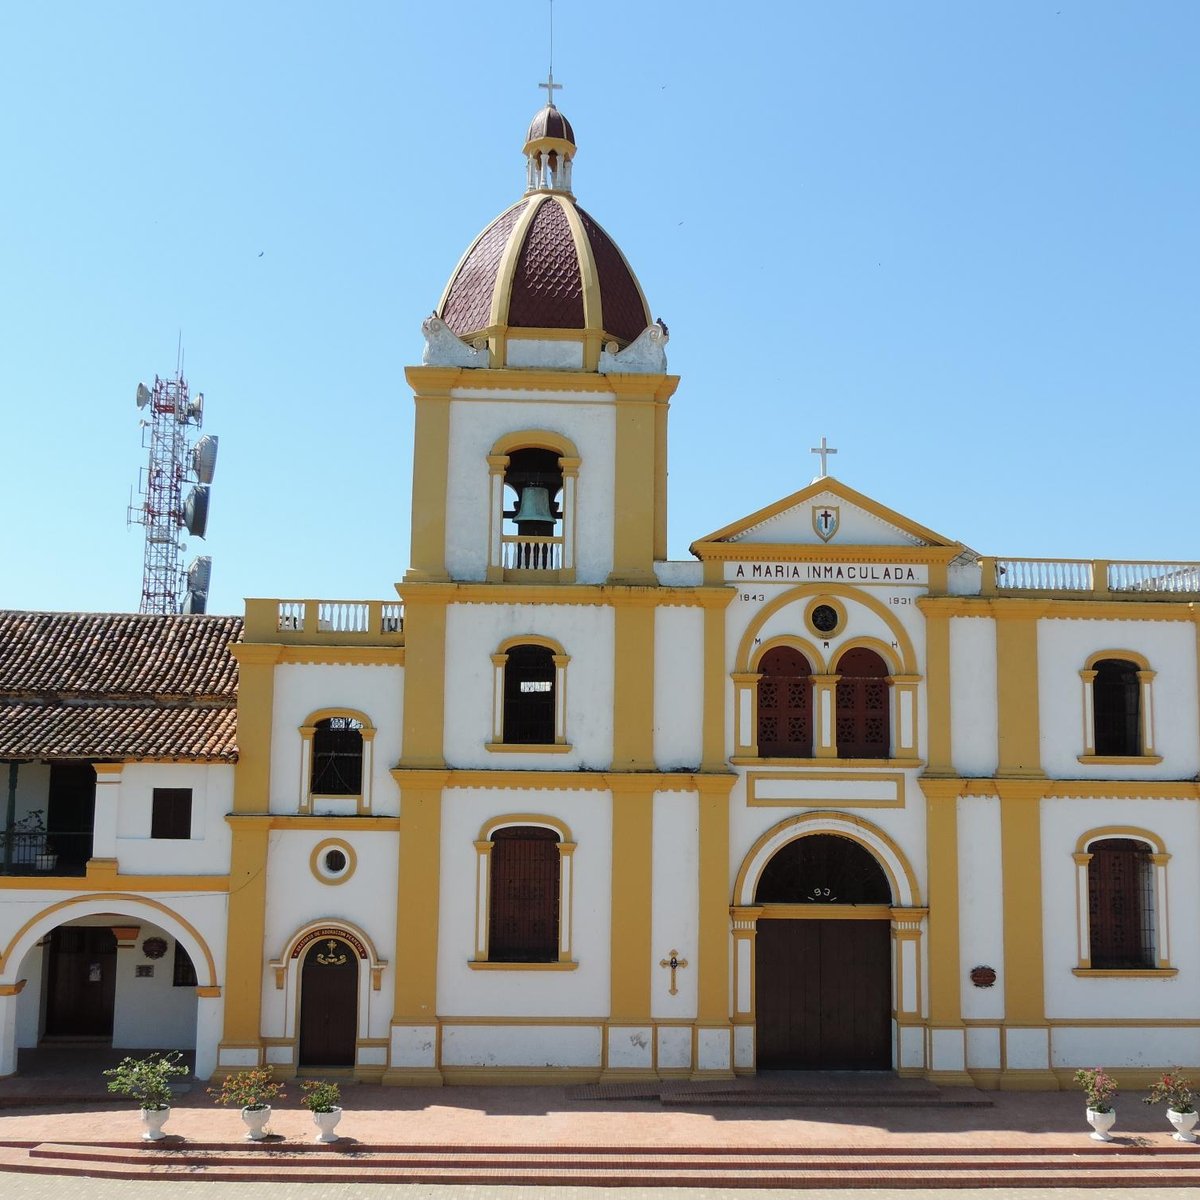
[312,1106,343,1143]
[241,1104,271,1140]
[141,1105,170,1141]
[1167,1108,1198,1142]
[1086,1107,1116,1141]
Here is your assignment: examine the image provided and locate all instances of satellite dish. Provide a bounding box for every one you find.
[136,383,151,409]
[186,555,212,593]
[188,391,205,420]
[191,434,218,483]
[181,590,208,615]
[183,485,210,537]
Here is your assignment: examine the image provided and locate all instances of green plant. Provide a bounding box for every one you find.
[300,1079,341,1113]
[1074,1066,1118,1113]
[1143,1068,1195,1114]
[207,1066,286,1111]
[103,1051,189,1110]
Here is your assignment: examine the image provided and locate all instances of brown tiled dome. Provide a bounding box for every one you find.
[437,193,651,346]
[526,105,575,146]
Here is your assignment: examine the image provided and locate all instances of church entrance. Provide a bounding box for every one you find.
[753,834,892,1070]
[298,937,358,1067]
[43,925,117,1039]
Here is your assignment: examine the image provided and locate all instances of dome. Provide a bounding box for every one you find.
[526,105,575,146]
[437,193,652,348]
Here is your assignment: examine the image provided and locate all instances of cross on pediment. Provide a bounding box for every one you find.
[810,436,837,478]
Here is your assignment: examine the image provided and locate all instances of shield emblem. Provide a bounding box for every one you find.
[812,505,840,543]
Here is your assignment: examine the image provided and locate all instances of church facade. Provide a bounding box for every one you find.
[1,99,1198,1089]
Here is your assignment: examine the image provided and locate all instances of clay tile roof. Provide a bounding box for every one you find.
[0,610,243,762]
[508,197,585,329]
[526,105,575,146]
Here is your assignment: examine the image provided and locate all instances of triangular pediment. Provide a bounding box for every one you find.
[690,477,968,558]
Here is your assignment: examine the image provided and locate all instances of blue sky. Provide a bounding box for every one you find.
[1,2,1197,614]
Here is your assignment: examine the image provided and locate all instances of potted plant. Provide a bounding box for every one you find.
[208,1066,286,1141]
[300,1079,342,1143]
[103,1051,189,1140]
[1143,1068,1197,1142]
[1074,1066,1118,1141]
[9,810,46,867]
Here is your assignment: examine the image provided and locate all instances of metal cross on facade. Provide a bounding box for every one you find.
[659,949,688,995]
[539,73,562,107]
[810,436,838,478]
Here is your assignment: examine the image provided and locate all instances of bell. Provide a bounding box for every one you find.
[511,485,555,534]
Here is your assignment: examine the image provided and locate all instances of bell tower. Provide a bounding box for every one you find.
[403,88,677,587]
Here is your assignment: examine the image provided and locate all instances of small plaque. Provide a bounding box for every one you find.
[135,965,154,979]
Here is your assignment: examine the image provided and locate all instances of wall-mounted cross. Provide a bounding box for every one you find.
[810,435,838,478]
[659,949,688,995]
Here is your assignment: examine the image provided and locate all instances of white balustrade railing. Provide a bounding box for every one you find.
[272,600,404,637]
[318,601,370,632]
[501,535,564,571]
[277,601,305,631]
[994,558,1093,591]
[1108,561,1200,594]
[380,602,403,633]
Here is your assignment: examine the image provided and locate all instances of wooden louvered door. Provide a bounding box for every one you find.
[835,649,890,758]
[755,919,891,1070]
[489,827,560,962]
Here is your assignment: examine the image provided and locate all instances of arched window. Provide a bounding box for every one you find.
[755,833,892,905]
[502,644,557,744]
[503,448,564,570]
[757,647,813,757]
[1088,838,1155,969]
[835,648,890,758]
[488,826,561,962]
[310,717,364,795]
[1092,658,1140,756]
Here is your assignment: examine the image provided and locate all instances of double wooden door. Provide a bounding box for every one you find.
[44,926,116,1038]
[755,919,891,1070]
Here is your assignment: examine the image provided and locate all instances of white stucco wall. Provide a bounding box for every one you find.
[949,617,998,777]
[1037,618,1199,779]
[114,763,233,874]
[1041,795,1200,1019]
[444,393,617,584]
[654,606,703,769]
[651,790,699,1019]
[111,921,199,1049]
[268,663,404,816]
[436,786,612,1019]
[442,602,615,769]
[957,793,1004,1019]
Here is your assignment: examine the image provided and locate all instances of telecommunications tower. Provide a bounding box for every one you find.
[127,366,218,615]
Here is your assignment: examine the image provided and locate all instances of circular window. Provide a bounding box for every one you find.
[310,838,357,886]
[805,597,847,638]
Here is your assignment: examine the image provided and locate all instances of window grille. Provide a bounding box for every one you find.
[755,833,892,905]
[311,717,364,795]
[1088,838,1155,968]
[835,648,890,758]
[172,940,198,988]
[1093,659,1140,755]
[488,826,560,962]
[757,647,813,757]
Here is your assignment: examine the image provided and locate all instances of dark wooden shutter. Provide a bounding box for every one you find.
[835,648,890,758]
[757,647,813,757]
[1088,838,1154,968]
[489,826,560,962]
[1093,659,1140,755]
[311,718,364,794]
[503,645,556,744]
[151,788,192,839]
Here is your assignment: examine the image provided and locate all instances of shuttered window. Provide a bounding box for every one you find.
[835,648,890,758]
[488,826,560,962]
[311,717,364,795]
[1088,838,1155,969]
[151,789,192,839]
[757,647,813,757]
[1093,659,1140,756]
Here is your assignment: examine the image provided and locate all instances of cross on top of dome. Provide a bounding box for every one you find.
[524,75,576,194]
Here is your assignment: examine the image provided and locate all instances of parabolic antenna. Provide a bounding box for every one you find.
[183,485,210,537]
[186,555,212,593]
[181,590,208,615]
[136,382,151,409]
[191,434,218,484]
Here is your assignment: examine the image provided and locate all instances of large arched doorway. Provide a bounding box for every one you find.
[754,834,893,1070]
[298,936,358,1067]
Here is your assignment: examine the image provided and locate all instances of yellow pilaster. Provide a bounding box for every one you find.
[653,394,669,562]
[612,601,656,769]
[403,368,457,583]
[385,776,446,1086]
[609,388,658,584]
[693,775,734,1079]
[995,616,1043,777]
[397,589,447,769]
[602,777,655,1080]
[700,592,732,772]
[924,611,953,774]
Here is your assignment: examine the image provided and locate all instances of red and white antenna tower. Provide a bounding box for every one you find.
[127,363,218,615]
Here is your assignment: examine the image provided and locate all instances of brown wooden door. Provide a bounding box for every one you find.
[298,939,358,1067]
[44,926,117,1038]
[755,919,891,1070]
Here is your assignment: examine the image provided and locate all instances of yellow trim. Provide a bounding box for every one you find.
[277,647,404,665]
[392,783,442,1036]
[468,960,578,971]
[1084,649,1152,671]
[487,196,543,356]
[733,756,923,769]
[495,634,567,656]
[405,364,678,398]
[277,917,385,972]
[733,811,922,908]
[832,636,903,676]
[0,893,218,986]
[0,981,26,996]
[398,591,447,769]
[610,385,664,585]
[613,604,655,769]
[995,616,1041,777]
[485,742,572,754]
[1072,968,1178,978]
[924,609,952,774]
[489,429,581,460]
[744,770,905,808]
[926,787,963,1038]
[404,381,453,582]
[695,777,731,1034]
[299,707,375,815]
[754,903,892,920]
[309,838,357,886]
[260,815,402,831]
[701,599,728,771]
[750,634,826,673]
[0,872,229,892]
[609,778,653,1026]
[1077,754,1163,765]
[401,579,731,609]
[479,814,573,842]
[1076,826,1166,855]
[555,197,604,370]
[691,475,961,553]
[920,595,1199,621]
[490,636,570,748]
[997,781,1045,1027]
[393,767,735,793]
[805,596,848,638]
[734,583,917,675]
